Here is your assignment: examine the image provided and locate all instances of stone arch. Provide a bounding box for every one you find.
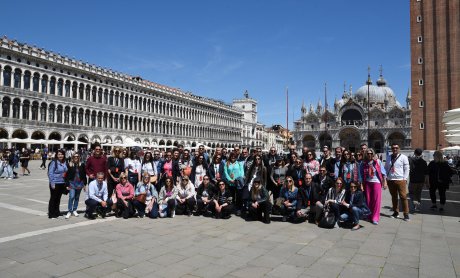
[0,128,8,139]
[31,130,46,140]
[388,132,405,148]
[302,134,316,149]
[78,134,89,143]
[338,127,361,152]
[369,131,385,153]
[48,131,62,140]
[91,135,101,143]
[12,129,28,139]
[319,133,332,149]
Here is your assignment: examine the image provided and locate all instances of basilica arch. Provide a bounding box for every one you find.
[302,135,316,149]
[388,131,405,148]
[338,127,361,152]
[319,133,332,149]
[369,131,385,153]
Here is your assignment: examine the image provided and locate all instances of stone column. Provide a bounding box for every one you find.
[19,103,23,119]
[0,68,3,86]
[39,78,43,93]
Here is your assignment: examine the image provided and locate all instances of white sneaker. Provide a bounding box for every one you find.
[72,211,79,217]
[171,211,175,218]
[159,212,165,218]
[65,212,71,219]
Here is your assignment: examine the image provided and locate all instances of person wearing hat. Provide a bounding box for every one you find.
[247,177,271,224]
[269,156,288,202]
[408,148,428,212]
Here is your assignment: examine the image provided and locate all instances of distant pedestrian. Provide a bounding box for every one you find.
[408,148,428,212]
[427,151,453,212]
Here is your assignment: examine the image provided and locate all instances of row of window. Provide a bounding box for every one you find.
[0,64,240,128]
[0,97,240,141]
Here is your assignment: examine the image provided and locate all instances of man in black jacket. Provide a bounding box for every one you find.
[409,148,428,212]
[296,173,320,222]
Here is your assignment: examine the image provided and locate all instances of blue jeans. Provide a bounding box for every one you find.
[340,206,364,225]
[68,188,82,212]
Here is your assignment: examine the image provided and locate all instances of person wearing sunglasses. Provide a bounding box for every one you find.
[360,148,386,225]
[247,178,271,224]
[115,172,135,219]
[158,177,178,218]
[64,153,88,219]
[320,178,346,227]
[243,155,268,216]
[210,181,233,219]
[276,176,298,222]
[133,172,159,218]
[196,175,216,216]
[340,182,366,230]
[384,143,409,221]
[85,172,112,220]
[175,176,196,217]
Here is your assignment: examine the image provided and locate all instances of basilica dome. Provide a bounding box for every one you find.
[355,76,398,107]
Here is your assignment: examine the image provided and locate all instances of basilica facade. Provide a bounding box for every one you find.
[0,37,243,150]
[293,73,412,154]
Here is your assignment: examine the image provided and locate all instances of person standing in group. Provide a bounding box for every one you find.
[270,156,288,201]
[85,144,107,184]
[408,148,428,212]
[340,149,358,190]
[191,154,208,189]
[48,149,68,219]
[427,151,453,212]
[125,151,142,187]
[360,148,386,225]
[209,154,224,186]
[385,143,410,221]
[64,153,87,219]
[107,147,124,199]
[304,150,320,177]
[158,151,181,191]
[223,152,244,215]
[85,172,112,219]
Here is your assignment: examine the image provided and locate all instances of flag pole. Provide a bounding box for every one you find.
[286,86,289,149]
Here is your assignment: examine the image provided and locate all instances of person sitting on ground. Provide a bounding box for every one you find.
[85,172,112,219]
[296,173,320,222]
[158,177,178,218]
[340,182,366,230]
[175,175,196,216]
[275,176,298,222]
[133,172,159,218]
[210,181,233,219]
[247,178,271,224]
[196,175,216,216]
[322,178,346,226]
[115,172,135,219]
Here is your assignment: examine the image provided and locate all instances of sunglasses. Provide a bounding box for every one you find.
[336,182,343,185]
[287,180,293,182]
[121,177,127,180]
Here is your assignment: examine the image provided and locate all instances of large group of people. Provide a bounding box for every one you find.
[43,142,454,230]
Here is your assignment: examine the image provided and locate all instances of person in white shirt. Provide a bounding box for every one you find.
[384,143,410,221]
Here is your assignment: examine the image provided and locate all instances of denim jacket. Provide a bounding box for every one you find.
[48,160,68,186]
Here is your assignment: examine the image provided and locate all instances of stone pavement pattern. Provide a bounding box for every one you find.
[0,160,459,278]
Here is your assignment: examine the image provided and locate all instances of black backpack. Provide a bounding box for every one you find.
[318,205,337,229]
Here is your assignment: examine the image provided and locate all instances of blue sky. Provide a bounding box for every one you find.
[2,0,410,127]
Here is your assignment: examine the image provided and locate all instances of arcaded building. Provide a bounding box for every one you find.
[293,73,411,153]
[410,0,460,150]
[0,37,242,150]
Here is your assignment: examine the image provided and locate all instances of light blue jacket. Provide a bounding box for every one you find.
[48,160,68,186]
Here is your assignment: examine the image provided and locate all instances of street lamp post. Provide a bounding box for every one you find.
[366,66,371,148]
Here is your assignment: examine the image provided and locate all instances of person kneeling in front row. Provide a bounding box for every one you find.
[340,182,366,230]
[210,181,233,219]
[247,178,271,224]
[85,172,112,219]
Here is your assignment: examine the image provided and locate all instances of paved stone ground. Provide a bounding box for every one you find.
[0,160,459,278]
